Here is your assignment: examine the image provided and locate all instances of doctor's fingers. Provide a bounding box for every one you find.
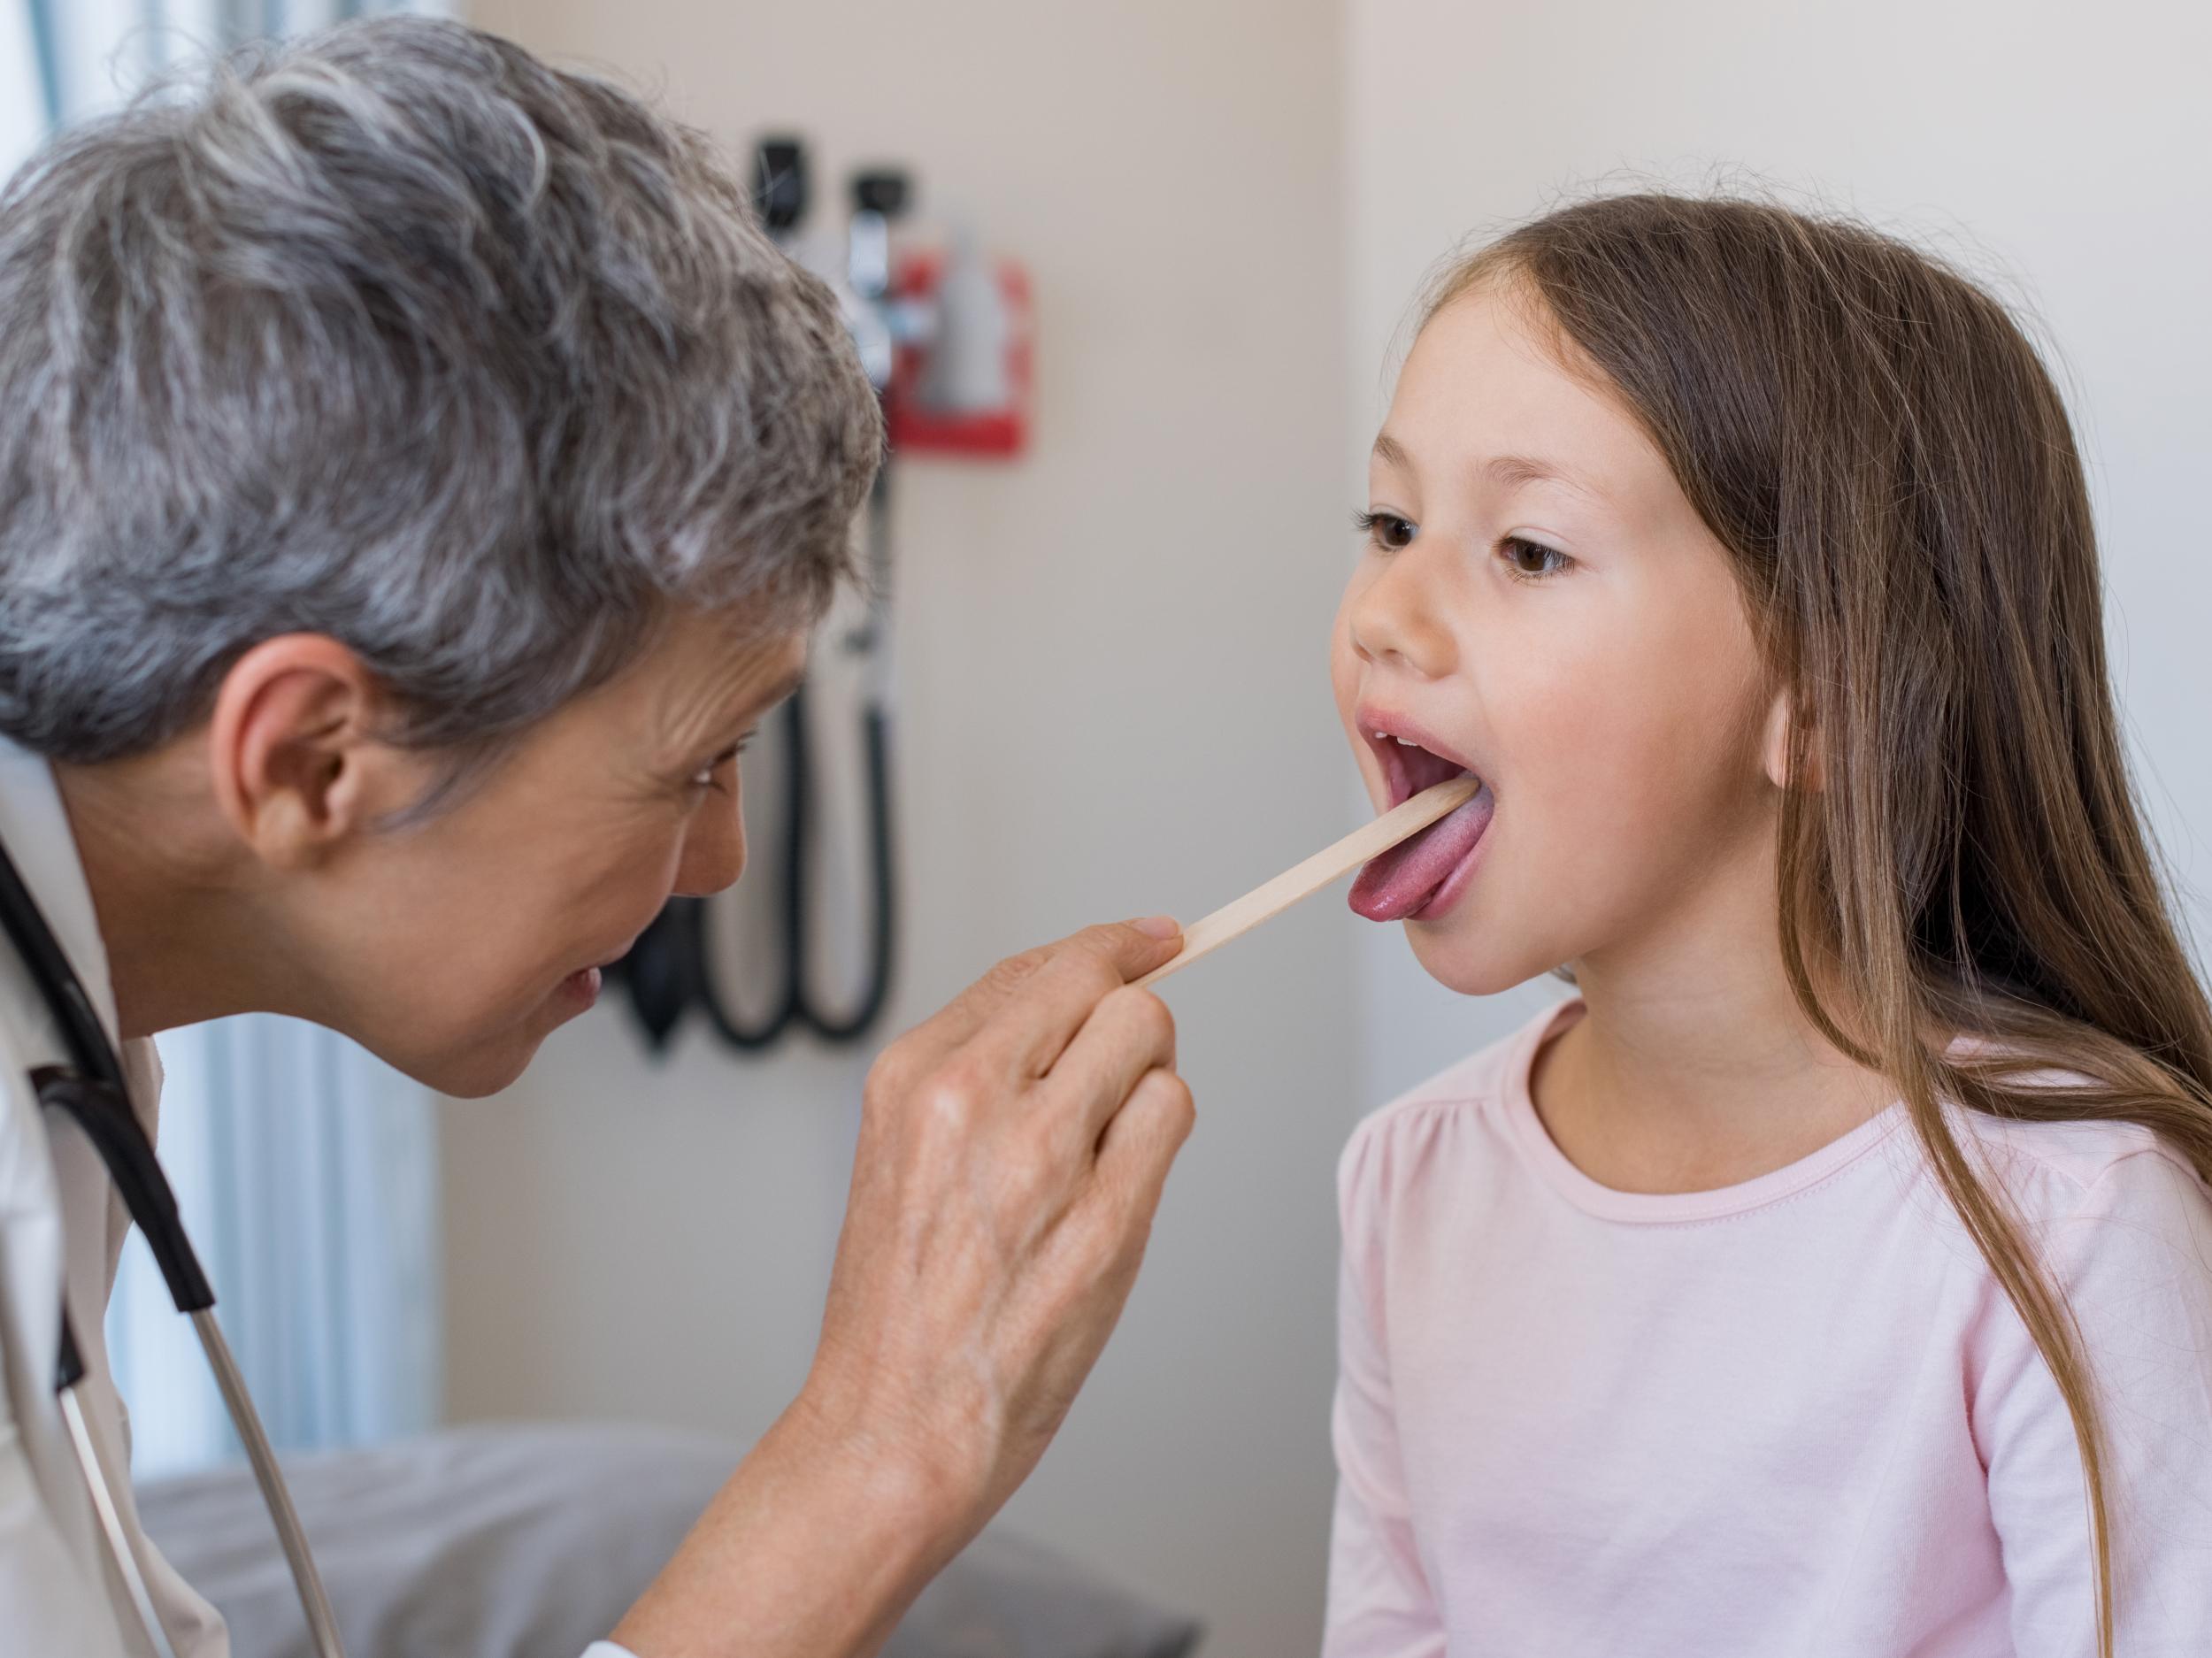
[1031,985,1179,1161]
[1071,1067,1195,1267]
[964,926,1179,1092]
[872,922,1178,1099]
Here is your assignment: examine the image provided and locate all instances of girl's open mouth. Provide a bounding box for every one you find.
[1349,725,1494,923]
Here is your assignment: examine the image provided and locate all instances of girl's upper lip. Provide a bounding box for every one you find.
[1356,705,1481,777]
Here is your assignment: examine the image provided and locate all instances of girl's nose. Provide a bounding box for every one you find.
[1348,544,1459,679]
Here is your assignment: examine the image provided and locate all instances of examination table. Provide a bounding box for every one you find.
[138,1422,1202,1658]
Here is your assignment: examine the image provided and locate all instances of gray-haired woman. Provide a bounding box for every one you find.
[0,19,1192,1658]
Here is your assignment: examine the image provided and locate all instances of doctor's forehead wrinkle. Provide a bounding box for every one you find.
[646,633,809,764]
[746,665,809,725]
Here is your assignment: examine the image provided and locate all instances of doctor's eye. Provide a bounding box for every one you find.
[1498,534,1571,580]
[690,735,754,793]
[1354,510,1416,553]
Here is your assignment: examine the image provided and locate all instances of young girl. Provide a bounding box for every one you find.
[1325,195,2212,1658]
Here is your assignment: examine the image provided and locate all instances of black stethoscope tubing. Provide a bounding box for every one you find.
[0,837,214,1321]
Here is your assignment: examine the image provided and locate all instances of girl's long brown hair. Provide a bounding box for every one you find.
[1432,194,2212,1654]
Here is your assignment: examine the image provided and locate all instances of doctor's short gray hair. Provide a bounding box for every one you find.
[0,17,879,768]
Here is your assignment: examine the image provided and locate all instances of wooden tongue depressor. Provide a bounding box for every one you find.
[1134,774,1479,990]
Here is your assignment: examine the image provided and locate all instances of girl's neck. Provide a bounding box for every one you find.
[1531,855,1896,1195]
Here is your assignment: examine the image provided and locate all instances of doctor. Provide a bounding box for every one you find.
[0,18,1194,1658]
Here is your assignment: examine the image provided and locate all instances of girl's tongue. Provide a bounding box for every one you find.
[1349,783,1494,921]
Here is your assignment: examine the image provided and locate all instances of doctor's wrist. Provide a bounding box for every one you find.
[781,1370,998,1547]
[610,1394,972,1658]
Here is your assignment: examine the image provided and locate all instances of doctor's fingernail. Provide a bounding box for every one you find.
[1131,915,1180,940]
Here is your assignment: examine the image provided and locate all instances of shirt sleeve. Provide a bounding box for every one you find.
[580,1645,641,1657]
[1323,1118,1446,1658]
[1975,1146,2212,1657]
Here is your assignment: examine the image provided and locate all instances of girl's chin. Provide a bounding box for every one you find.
[1404,925,1549,999]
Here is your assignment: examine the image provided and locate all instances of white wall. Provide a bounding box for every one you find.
[447,4,1352,1656]
[1347,0,2212,1103]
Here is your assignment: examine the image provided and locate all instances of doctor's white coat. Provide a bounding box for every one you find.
[0,734,231,1654]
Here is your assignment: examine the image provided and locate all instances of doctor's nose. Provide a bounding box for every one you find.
[1347,546,1459,680]
[673,785,748,898]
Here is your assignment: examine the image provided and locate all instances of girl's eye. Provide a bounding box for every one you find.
[1354,509,1417,552]
[1499,534,1570,580]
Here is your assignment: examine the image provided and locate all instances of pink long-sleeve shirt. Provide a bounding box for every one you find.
[1325,1000,2212,1657]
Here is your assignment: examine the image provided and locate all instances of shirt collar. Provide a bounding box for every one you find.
[0,733,124,1051]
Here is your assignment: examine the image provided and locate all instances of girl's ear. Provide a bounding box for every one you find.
[1761,690,1823,792]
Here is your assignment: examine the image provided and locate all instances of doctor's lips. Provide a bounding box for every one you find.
[559,942,637,1009]
[1349,710,1495,924]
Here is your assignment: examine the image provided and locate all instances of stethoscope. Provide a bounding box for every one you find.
[0,834,347,1658]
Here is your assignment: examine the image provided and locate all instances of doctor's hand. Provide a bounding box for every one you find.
[811,916,1192,1512]
[611,919,1193,1658]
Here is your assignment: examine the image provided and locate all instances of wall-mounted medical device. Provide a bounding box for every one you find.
[614,137,1028,1056]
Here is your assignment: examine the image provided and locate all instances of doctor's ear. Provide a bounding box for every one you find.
[1760,688,1824,793]
[207,636,414,869]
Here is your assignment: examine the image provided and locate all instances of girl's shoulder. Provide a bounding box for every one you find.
[1914,1068,2212,1324]
[1337,998,1575,1220]
[1932,1040,2206,1215]
[1944,1104,2212,1423]
[1947,1102,2209,1232]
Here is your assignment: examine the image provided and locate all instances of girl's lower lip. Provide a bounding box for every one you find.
[558,965,603,1009]
[1409,818,1491,922]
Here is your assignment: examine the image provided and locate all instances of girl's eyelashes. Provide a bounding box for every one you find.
[1356,508,1571,582]
[1355,509,1417,552]
[1498,533,1571,580]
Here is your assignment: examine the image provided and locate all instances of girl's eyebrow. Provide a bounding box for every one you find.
[1371,432,1607,506]
[1484,453,1607,503]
